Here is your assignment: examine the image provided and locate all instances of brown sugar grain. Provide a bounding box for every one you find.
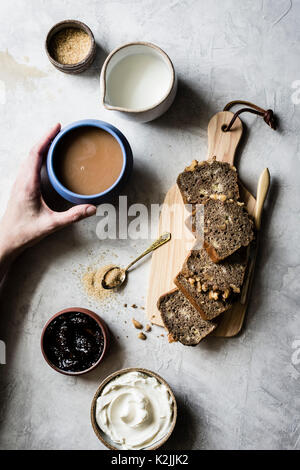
[82,265,116,301]
[104,267,124,288]
[50,28,91,65]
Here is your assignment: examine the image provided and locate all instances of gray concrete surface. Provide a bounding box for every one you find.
[0,0,299,450]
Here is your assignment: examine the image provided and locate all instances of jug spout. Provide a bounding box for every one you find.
[101,71,113,110]
[101,67,127,112]
[102,93,121,111]
[100,60,114,110]
[102,94,114,110]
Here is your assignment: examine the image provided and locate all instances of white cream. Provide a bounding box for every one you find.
[95,371,174,450]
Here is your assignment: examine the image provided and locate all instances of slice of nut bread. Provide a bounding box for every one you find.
[188,199,254,262]
[157,288,216,346]
[177,158,239,204]
[174,272,232,320]
[202,199,254,262]
[177,246,247,297]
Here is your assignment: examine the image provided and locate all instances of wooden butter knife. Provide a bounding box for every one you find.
[241,168,270,304]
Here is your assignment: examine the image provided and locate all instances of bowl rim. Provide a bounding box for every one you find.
[45,19,96,69]
[90,367,177,450]
[47,119,128,200]
[41,307,108,376]
[100,41,176,114]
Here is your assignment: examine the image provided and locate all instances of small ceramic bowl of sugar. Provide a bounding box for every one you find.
[45,20,96,74]
[100,42,177,123]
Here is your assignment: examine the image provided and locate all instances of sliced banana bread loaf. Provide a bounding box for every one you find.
[157,288,216,346]
[176,246,247,297]
[177,158,240,204]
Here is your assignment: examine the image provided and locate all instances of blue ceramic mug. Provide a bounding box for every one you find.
[47,119,133,205]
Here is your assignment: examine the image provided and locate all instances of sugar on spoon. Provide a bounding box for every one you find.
[101,232,171,290]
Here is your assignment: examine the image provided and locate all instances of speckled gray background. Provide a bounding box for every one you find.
[0,0,299,450]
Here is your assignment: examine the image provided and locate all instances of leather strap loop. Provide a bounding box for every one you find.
[223,100,277,132]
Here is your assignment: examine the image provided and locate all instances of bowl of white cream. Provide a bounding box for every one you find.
[91,368,177,450]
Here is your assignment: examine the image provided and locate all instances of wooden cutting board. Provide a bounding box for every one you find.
[146,111,256,337]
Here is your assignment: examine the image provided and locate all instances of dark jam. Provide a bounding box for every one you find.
[43,312,104,372]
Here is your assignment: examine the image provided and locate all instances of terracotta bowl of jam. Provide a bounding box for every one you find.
[41,308,109,376]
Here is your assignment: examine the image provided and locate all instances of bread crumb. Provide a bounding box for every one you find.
[132,318,143,330]
[145,324,152,332]
[168,333,176,343]
[138,332,147,340]
[131,304,138,308]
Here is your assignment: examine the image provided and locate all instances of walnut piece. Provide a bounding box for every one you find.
[209,290,219,300]
[230,284,241,294]
[222,288,230,300]
[209,194,227,202]
[202,282,208,292]
[185,160,198,172]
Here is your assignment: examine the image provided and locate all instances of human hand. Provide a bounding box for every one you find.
[0,123,96,262]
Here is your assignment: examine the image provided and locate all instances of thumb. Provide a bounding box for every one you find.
[53,205,97,229]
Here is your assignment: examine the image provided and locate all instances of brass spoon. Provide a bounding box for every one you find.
[101,232,171,290]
